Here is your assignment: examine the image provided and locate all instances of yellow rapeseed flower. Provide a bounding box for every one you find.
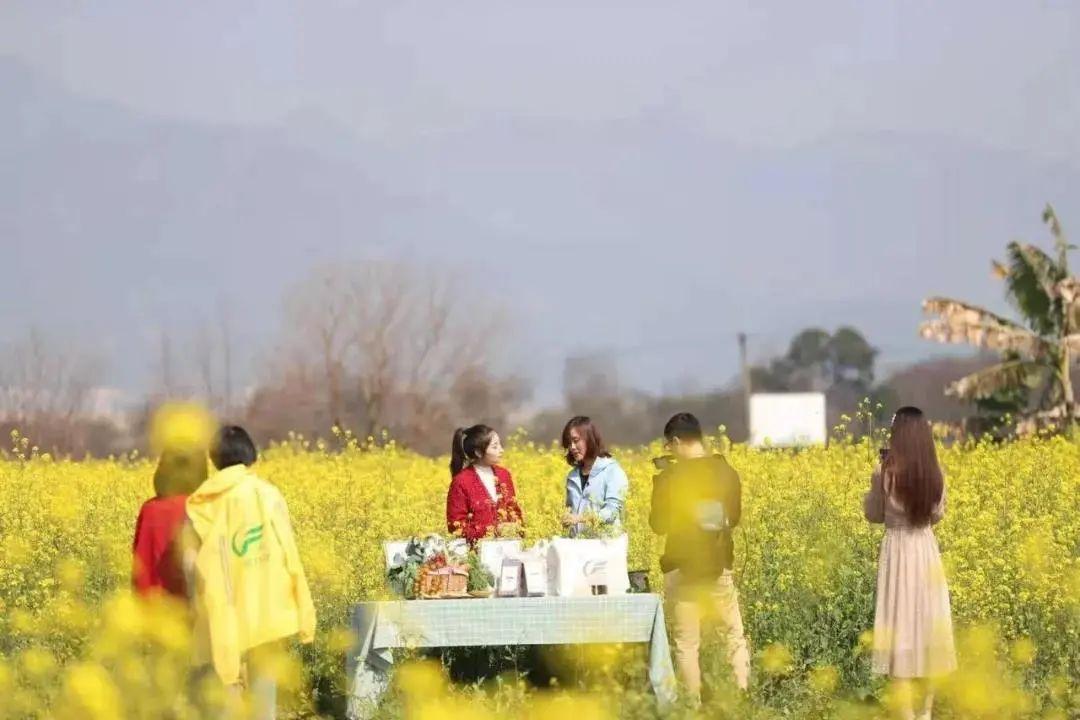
[808,664,839,694]
[759,642,794,675]
[19,647,57,679]
[1011,637,1037,666]
[60,661,124,720]
[0,430,1076,717]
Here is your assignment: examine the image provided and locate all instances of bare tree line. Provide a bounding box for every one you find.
[153,305,236,415]
[3,258,983,458]
[247,261,527,454]
[0,329,116,455]
[0,259,528,456]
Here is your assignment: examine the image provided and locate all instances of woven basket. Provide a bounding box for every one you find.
[418,564,469,598]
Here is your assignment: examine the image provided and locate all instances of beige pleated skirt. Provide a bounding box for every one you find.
[872,525,957,678]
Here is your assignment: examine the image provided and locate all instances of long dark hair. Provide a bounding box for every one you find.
[883,406,943,526]
[561,416,611,467]
[450,424,497,478]
[153,450,209,498]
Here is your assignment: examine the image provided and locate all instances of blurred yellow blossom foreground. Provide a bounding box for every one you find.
[0,427,1077,718]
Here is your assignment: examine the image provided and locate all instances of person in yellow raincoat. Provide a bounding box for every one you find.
[186,425,316,718]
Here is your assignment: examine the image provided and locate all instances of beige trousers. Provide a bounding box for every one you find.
[664,569,750,699]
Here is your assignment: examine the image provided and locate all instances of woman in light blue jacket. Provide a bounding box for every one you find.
[561,416,628,536]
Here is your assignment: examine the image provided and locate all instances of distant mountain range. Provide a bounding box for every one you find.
[3,55,1078,401]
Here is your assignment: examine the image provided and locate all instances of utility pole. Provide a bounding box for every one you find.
[219,303,233,413]
[159,331,174,398]
[738,332,751,425]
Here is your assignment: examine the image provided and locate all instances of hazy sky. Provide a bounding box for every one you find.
[3,1,1080,405]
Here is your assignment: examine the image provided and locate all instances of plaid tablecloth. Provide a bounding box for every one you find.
[347,594,676,719]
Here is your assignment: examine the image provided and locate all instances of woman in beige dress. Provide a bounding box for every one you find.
[864,407,957,720]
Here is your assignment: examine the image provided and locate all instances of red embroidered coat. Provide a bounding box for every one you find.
[445,465,524,544]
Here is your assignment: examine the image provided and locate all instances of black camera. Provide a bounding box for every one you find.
[652,454,674,471]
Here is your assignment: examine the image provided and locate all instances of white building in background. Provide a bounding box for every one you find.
[749,392,827,447]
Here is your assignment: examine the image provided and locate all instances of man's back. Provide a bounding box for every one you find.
[186,464,316,684]
[649,455,741,580]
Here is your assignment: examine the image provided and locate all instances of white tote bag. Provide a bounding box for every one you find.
[547,535,630,597]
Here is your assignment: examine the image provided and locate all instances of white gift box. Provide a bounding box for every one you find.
[547,535,630,597]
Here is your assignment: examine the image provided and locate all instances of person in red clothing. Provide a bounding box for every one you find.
[132,449,208,598]
[446,424,524,544]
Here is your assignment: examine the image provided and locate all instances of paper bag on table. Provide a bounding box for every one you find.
[510,541,547,597]
[521,558,547,596]
[498,558,523,597]
[547,535,630,597]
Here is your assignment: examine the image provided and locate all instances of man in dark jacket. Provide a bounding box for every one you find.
[650,413,749,701]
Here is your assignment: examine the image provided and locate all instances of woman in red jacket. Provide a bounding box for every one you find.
[446,424,524,544]
[132,449,208,598]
